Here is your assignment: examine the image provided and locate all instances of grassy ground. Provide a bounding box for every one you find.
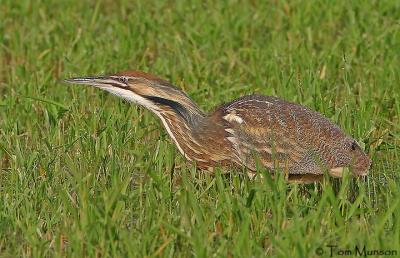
[1,0,399,257]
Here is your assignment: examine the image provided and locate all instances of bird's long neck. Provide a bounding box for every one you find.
[148,97,227,165]
[149,97,204,156]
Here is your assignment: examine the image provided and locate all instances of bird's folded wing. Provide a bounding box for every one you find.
[221,106,308,173]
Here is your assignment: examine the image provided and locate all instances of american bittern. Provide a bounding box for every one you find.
[65,70,371,181]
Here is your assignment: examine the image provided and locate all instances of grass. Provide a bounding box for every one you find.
[1,0,399,257]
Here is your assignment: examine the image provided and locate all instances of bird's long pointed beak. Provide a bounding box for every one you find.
[64,76,108,86]
[63,76,126,89]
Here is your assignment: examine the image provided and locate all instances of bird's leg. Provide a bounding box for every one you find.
[287,174,324,184]
[247,171,257,179]
[329,167,344,177]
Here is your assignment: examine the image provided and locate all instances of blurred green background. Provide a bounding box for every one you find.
[0,0,399,257]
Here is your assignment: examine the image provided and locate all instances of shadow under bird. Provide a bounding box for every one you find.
[64,70,371,182]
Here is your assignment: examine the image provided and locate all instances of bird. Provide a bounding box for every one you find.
[64,70,371,182]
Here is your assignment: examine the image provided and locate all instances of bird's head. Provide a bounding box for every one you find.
[64,70,204,122]
[326,134,372,177]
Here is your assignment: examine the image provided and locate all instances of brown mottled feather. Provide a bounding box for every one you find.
[213,95,352,175]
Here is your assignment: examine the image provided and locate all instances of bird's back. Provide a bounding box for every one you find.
[213,95,346,175]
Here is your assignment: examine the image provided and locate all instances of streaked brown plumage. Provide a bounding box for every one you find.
[64,70,371,181]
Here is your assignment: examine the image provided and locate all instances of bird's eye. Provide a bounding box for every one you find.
[119,77,128,83]
[351,141,357,151]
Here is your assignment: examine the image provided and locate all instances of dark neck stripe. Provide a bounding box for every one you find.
[144,96,190,122]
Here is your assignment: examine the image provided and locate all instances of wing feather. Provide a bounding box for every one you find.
[220,95,313,173]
